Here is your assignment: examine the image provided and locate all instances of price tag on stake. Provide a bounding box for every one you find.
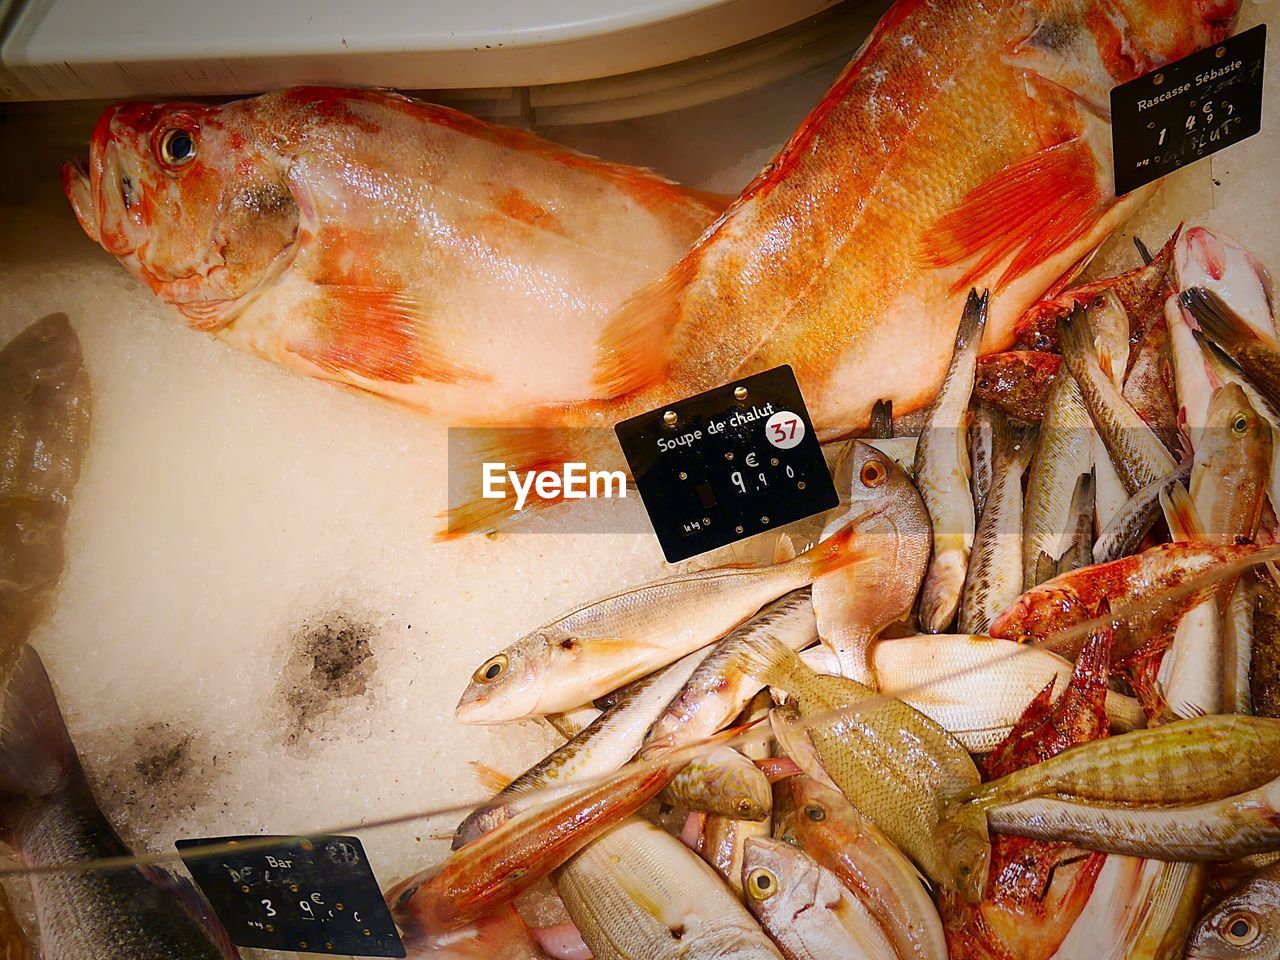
[176,835,405,958]
[1110,25,1265,196]
[614,365,838,563]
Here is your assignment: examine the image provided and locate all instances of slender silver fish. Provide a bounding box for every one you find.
[914,289,988,632]
[643,590,816,756]
[1023,367,1093,588]
[457,523,863,722]
[983,775,1280,860]
[452,648,706,848]
[958,411,1035,634]
[1059,305,1177,495]
[1094,462,1193,563]
[969,404,995,521]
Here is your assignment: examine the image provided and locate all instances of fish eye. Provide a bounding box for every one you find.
[1223,912,1259,946]
[472,654,508,684]
[1034,334,1050,348]
[1232,414,1250,434]
[746,868,778,900]
[977,379,990,390]
[735,798,753,815]
[1092,295,1107,309]
[860,459,888,488]
[157,126,198,169]
[803,805,826,822]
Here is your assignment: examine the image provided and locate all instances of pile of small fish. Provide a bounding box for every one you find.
[390,226,1280,960]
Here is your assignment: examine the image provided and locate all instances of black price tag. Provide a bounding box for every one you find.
[176,835,405,958]
[1111,24,1265,196]
[615,365,838,563]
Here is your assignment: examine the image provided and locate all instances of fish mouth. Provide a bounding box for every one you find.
[61,156,99,244]
[63,102,144,257]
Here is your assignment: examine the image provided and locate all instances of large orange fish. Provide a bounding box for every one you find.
[61,87,723,422]
[447,0,1236,532]
[65,0,1236,534]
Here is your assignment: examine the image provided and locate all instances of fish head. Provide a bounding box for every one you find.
[974,351,1062,421]
[1177,227,1276,336]
[1186,868,1280,959]
[1008,0,1237,115]
[1206,382,1270,455]
[63,96,300,331]
[455,633,550,723]
[742,836,814,919]
[989,585,1087,647]
[939,809,991,905]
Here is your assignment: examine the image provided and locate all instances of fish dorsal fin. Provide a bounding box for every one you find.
[920,139,1106,296]
[1160,482,1206,543]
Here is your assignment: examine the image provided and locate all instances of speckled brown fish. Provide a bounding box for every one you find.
[1253,574,1280,719]
[973,351,1061,422]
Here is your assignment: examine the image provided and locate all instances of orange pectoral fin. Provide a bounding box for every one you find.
[921,139,1107,296]
[308,284,489,386]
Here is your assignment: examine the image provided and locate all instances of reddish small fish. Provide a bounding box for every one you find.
[386,758,678,937]
[1011,229,1181,354]
[942,626,1113,960]
[973,351,1062,422]
[989,543,1279,660]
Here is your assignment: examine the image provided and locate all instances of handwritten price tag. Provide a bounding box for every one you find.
[1111,25,1265,196]
[176,835,404,958]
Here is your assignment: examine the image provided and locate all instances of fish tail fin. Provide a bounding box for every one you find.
[869,398,894,439]
[738,635,807,693]
[955,289,990,353]
[438,425,622,538]
[592,262,694,398]
[796,523,867,580]
[1182,287,1272,353]
[0,645,81,834]
[992,409,1038,471]
[1032,549,1059,588]
[1055,303,1094,365]
[1160,482,1207,543]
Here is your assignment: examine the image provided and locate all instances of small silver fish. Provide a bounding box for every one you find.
[1023,367,1093,588]
[958,411,1035,634]
[915,290,988,632]
[456,524,863,722]
[1059,305,1176,495]
[452,648,706,848]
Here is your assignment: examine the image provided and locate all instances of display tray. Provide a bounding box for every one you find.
[0,1,1277,957]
